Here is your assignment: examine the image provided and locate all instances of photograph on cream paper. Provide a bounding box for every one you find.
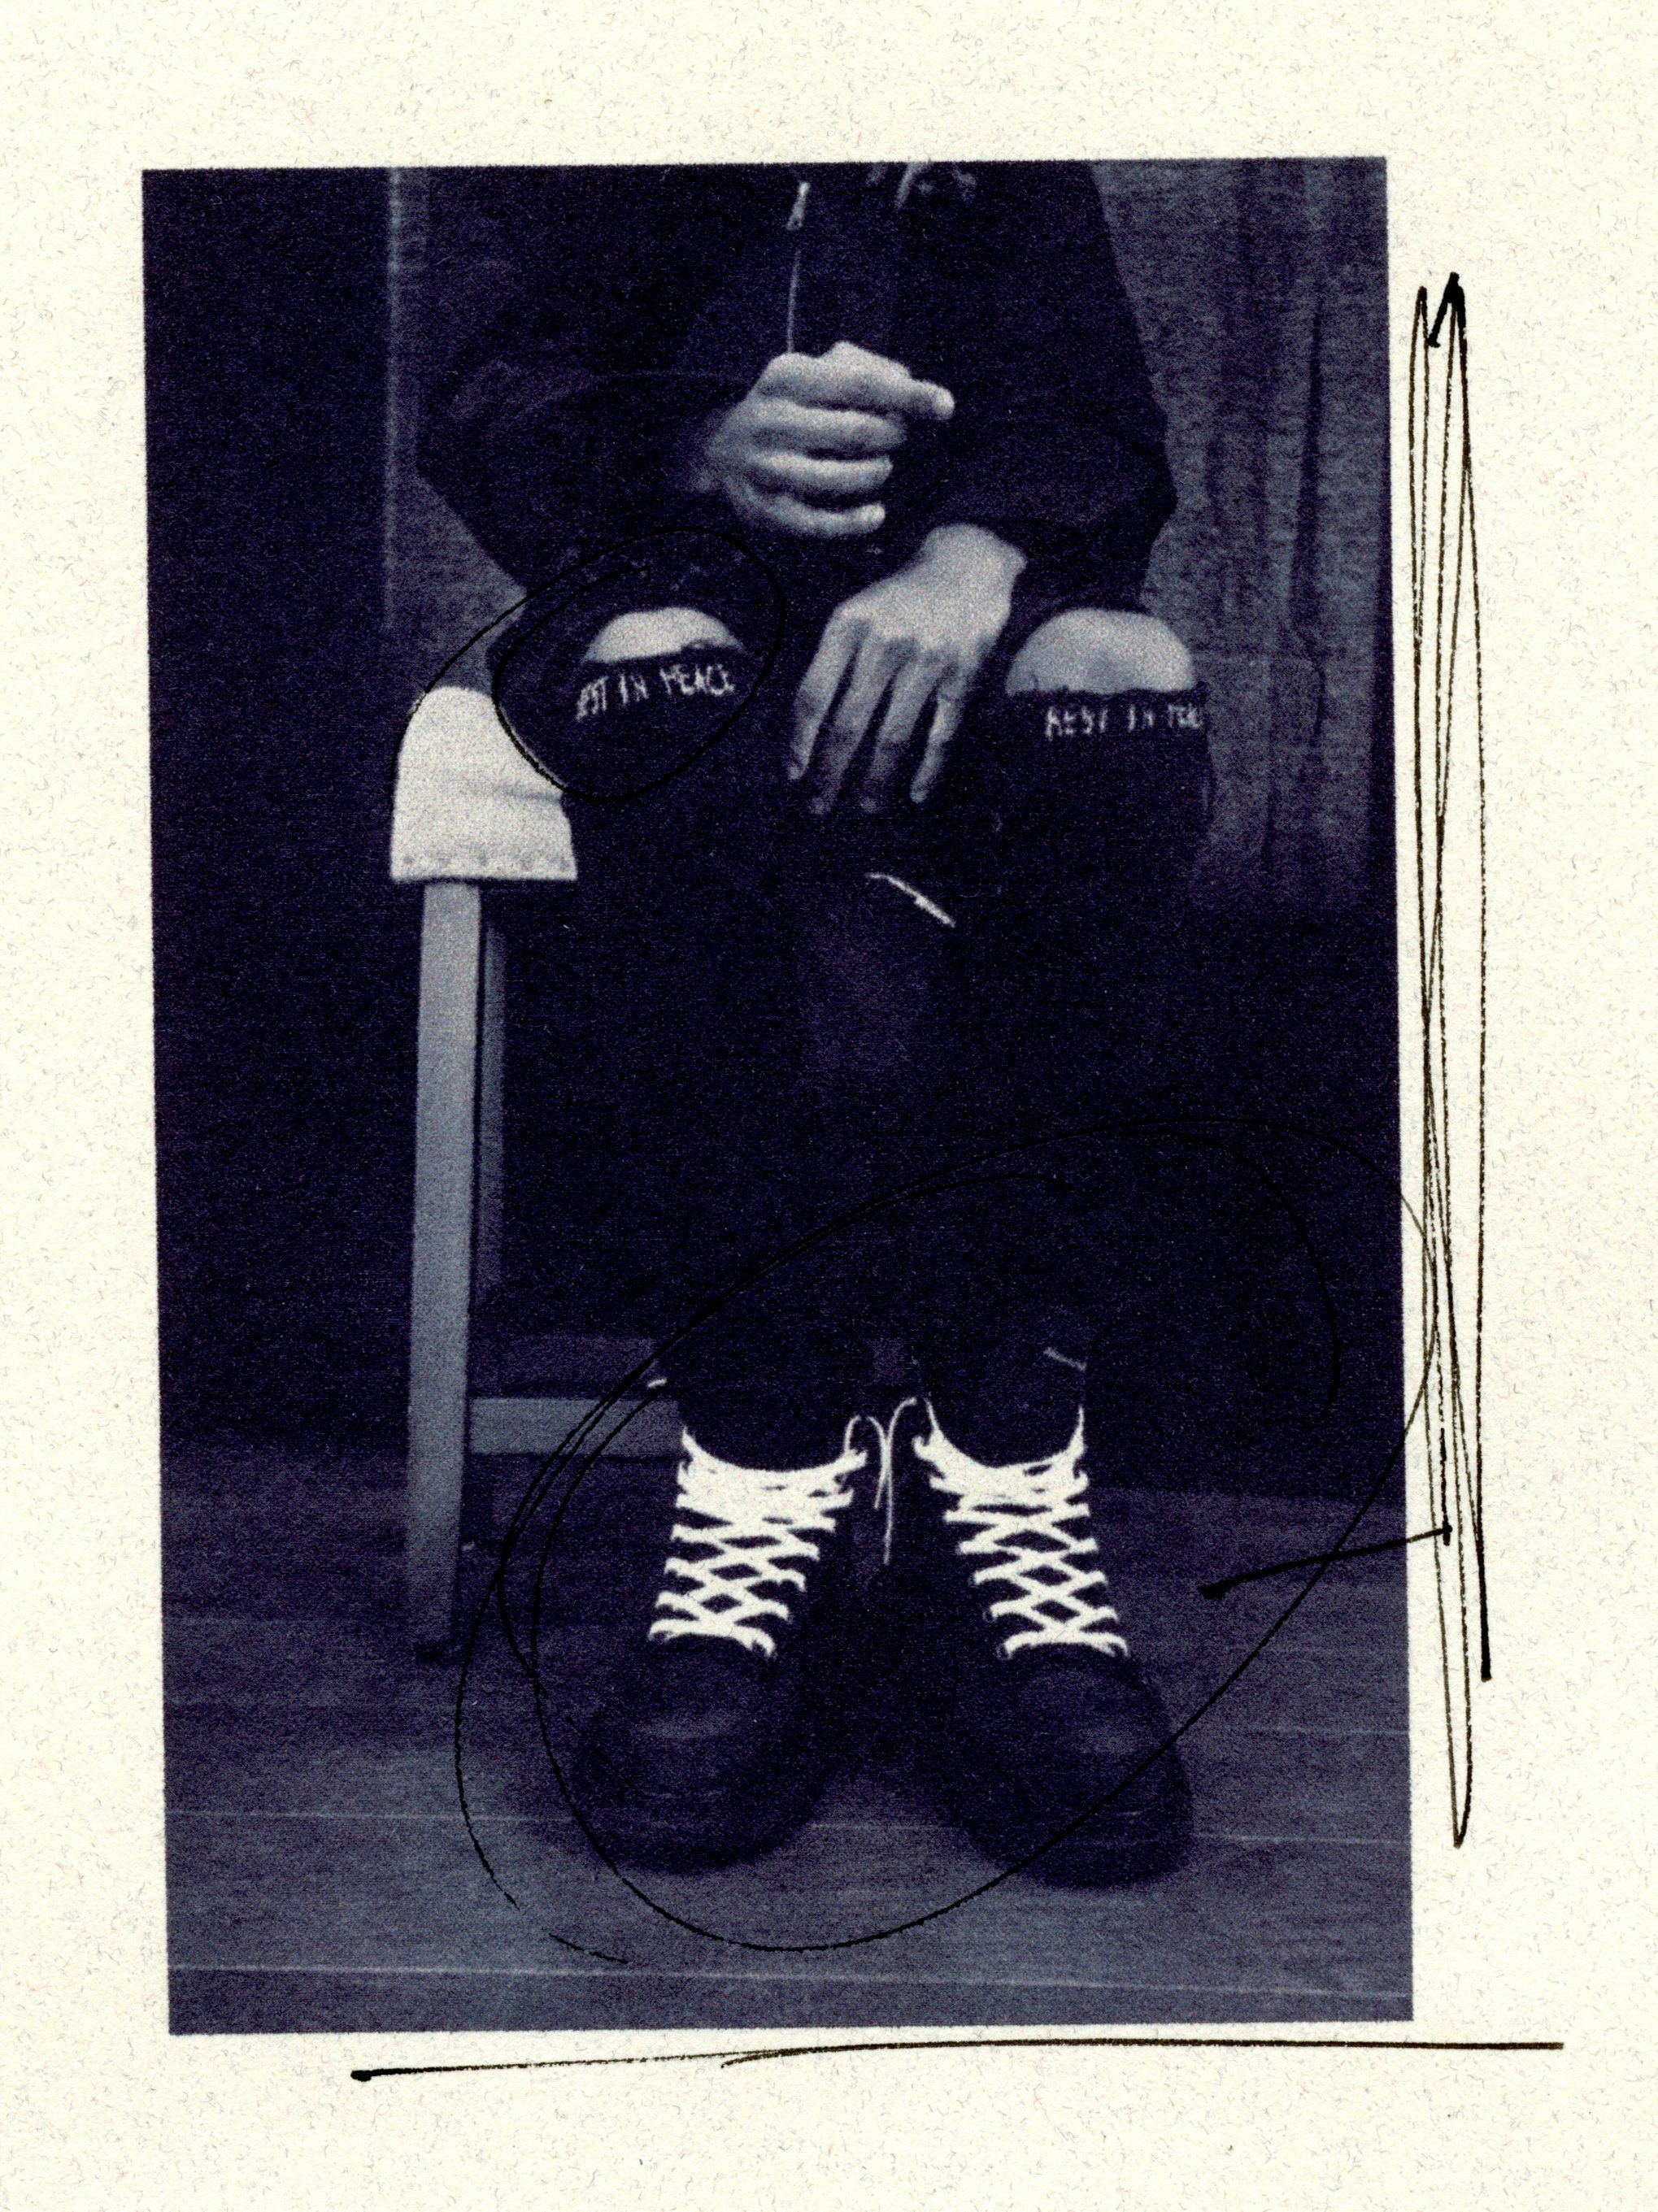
[149,158,1405,2033]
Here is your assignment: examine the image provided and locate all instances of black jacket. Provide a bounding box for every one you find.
[419,163,1175,615]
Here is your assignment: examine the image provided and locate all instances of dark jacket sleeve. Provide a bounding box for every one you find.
[420,164,1175,606]
[417,170,765,585]
[917,163,1176,607]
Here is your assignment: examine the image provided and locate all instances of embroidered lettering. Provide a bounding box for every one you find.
[575,673,609,720]
[652,658,738,703]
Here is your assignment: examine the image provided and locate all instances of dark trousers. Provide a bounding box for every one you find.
[520,557,1211,1466]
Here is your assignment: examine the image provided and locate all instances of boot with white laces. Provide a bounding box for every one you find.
[572,1421,872,1870]
[876,1402,1192,1884]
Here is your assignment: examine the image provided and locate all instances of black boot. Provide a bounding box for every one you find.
[877,1401,1192,1884]
[572,1420,872,1870]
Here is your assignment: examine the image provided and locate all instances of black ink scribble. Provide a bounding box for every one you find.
[488,527,786,804]
[1411,272,1489,1845]
[405,284,1489,1955]
[384,525,785,825]
[446,1109,1432,1965]
[1199,1521,1451,1599]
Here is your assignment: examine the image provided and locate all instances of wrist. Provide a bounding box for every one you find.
[677,407,733,498]
[915,523,1029,588]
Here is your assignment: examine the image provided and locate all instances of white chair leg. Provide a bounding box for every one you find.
[475,913,507,1302]
[407,880,482,1651]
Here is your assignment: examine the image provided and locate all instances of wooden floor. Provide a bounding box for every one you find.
[164,1437,1412,2034]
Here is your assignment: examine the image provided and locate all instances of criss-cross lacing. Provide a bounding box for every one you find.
[912,1406,1130,1658]
[648,1423,868,1659]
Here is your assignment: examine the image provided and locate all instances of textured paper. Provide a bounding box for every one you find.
[2,3,1654,2205]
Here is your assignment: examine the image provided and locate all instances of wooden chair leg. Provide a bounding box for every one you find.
[475,913,507,1302]
[407,881,482,1653]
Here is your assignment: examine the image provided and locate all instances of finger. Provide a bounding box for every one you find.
[764,493,887,541]
[880,376,955,424]
[749,448,894,498]
[789,615,863,780]
[817,340,956,423]
[763,348,954,423]
[756,398,907,454]
[807,638,900,815]
[857,663,944,813]
[908,690,969,804]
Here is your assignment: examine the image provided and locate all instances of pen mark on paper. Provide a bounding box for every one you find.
[1199,1520,1451,1600]
[446,1108,1430,1965]
[391,271,1489,1978]
[1411,272,1489,1846]
[351,2032,1563,2084]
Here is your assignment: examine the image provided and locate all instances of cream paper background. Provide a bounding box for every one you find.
[2,4,1653,2205]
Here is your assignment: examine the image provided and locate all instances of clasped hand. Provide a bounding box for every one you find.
[790,525,1025,810]
[700,342,1026,810]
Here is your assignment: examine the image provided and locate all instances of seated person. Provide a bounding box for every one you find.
[422,162,1211,1883]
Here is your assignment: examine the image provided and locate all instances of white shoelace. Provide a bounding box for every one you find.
[912,1406,1130,1659]
[648,1423,868,1659]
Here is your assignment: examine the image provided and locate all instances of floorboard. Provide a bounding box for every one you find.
[163,1438,1412,2034]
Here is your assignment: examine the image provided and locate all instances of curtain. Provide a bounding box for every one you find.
[1096,160,1389,913]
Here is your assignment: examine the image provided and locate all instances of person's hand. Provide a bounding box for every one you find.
[698,341,954,541]
[790,524,1028,812]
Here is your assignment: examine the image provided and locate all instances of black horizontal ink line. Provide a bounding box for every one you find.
[1199,1523,1452,1600]
[351,2033,1562,2084]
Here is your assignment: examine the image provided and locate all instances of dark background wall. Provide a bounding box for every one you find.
[148,171,415,1439]
[147,167,1399,1500]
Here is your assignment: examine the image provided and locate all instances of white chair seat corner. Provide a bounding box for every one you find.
[390,682,577,884]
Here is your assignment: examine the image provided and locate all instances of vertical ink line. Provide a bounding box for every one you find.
[1464,289,1491,1686]
[1410,275,1486,1842]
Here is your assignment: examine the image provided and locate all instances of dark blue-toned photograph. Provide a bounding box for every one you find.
[150,159,1406,2035]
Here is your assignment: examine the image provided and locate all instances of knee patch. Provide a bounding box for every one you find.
[498,639,761,802]
[487,528,782,799]
[976,685,1213,878]
[1016,688,1208,746]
